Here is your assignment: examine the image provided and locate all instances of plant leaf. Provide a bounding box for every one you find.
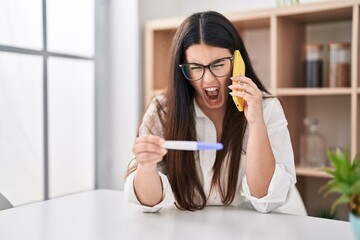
[324,183,352,197]
[351,181,360,195]
[322,148,360,212]
[323,168,335,177]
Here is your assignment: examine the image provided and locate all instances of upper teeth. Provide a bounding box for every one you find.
[205,87,218,91]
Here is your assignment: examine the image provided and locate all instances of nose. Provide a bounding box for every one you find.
[202,67,216,84]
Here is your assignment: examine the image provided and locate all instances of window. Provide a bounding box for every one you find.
[0,0,95,205]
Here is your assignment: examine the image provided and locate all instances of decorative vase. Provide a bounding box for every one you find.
[349,212,360,240]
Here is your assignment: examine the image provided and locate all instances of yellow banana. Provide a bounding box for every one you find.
[232,50,245,112]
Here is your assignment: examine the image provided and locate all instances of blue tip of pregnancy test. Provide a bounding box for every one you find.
[196,142,223,150]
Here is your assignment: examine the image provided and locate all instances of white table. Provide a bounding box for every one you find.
[0,189,354,240]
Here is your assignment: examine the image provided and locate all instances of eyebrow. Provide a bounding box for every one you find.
[186,56,232,65]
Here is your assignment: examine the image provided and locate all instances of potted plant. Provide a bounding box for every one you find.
[321,148,360,239]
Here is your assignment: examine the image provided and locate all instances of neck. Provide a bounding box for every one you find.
[198,103,226,142]
[204,107,225,124]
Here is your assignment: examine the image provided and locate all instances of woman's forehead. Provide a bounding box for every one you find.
[185,44,231,63]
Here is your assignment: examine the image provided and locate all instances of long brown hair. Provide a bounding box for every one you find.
[134,11,268,210]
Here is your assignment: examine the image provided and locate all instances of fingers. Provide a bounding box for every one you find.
[133,135,167,155]
[134,134,165,145]
[230,76,258,89]
[133,135,167,164]
[229,76,265,125]
[229,83,256,96]
[229,76,262,99]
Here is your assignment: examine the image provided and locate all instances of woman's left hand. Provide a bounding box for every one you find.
[229,76,264,125]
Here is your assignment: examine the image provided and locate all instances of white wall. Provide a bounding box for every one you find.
[110,0,139,190]
[1,0,95,205]
[95,0,139,190]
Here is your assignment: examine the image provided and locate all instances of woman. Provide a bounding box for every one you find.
[125,11,296,213]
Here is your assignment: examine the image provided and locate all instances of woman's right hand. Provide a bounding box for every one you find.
[132,135,168,172]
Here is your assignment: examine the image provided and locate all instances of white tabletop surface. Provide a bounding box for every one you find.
[0,189,354,240]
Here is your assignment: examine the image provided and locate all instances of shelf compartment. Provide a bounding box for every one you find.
[279,96,306,164]
[153,29,176,90]
[355,6,360,90]
[144,26,176,105]
[232,17,272,91]
[276,6,353,89]
[296,176,348,220]
[280,95,351,166]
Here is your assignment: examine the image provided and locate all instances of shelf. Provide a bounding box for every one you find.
[276,1,353,23]
[275,88,353,96]
[296,166,332,178]
[230,16,271,29]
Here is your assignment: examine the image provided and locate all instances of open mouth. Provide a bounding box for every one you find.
[204,87,220,103]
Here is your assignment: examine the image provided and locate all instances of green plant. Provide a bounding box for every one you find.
[321,148,360,217]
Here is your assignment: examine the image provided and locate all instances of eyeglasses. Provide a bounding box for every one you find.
[179,56,233,81]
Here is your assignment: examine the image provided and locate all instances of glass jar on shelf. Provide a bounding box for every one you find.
[303,44,323,88]
[299,117,327,168]
[328,42,351,88]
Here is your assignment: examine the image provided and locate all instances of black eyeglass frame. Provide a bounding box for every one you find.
[179,56,233,81]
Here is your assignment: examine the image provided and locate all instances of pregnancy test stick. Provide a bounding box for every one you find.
[162,141,223,151]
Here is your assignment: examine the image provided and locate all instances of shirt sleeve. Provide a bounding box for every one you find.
[123,96,175,212]
[240,98,296,213]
